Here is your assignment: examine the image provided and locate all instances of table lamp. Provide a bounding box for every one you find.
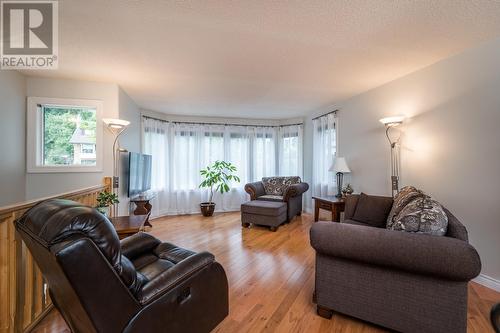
[329,157,351,198]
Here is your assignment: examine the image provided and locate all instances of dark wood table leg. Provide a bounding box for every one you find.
[145,201,152,214]
[333,206,341,222]
[314,199,319,222]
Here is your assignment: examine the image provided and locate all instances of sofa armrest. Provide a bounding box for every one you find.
[283,182,309,202]
[310,222,481,281]
[138,252,215,304]
[121,232,161,260]
[244,181,266,200]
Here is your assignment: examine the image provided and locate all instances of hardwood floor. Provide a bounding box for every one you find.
[33,211,500,333]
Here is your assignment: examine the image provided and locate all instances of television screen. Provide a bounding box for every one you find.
[128,152,152,198]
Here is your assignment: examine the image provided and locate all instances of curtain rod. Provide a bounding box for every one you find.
[142,115,303,128]
[312,109,338,121]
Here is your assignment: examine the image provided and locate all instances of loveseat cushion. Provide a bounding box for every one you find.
[389,196,448,236]
[342,219,368,227]
[352,193,393,227]
[386,186,426,229]
[310,221,481,281]
[343,194,360,220]
[262,176,301,196]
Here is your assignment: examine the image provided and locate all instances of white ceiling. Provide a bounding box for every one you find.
[25,0,500,119]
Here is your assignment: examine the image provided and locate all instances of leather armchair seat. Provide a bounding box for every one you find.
[16,199,229,333]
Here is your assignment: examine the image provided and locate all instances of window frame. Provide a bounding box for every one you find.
[27,97,104,173]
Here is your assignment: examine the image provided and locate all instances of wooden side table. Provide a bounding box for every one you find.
[312,196,345,222]
[109,214,150,239]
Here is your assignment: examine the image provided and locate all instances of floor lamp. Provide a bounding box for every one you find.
[379,115,404,197]
[103,118,130,217]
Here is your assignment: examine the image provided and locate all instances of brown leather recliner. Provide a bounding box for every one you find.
[15,199,229,333]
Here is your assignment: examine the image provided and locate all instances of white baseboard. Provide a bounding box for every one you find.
[473,274,500,292]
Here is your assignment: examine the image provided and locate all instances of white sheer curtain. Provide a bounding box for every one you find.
[278,124,303,177]
[312,113,337,196]
[250,126,276,181]
[143,118,249,216]
[143,117,304,216]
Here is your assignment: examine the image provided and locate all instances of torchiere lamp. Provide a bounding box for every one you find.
[103,118,130,217]
[379,115,405,197]
[329,157,351,198]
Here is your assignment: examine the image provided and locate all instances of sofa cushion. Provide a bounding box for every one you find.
[389,196,448,236]
[258,194,284,202]
[342,219,368,227]
[386,186,426,229]
[352,193,393,227]
[262,176,301,196]
[343,195,360,220]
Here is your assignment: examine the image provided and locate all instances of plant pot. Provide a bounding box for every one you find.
[200,202,215,217]
[97,206,110,217]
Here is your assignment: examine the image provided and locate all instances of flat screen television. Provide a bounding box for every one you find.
[128,152,152,198]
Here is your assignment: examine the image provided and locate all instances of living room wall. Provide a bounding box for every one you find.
[0,71,26,206]
[23,77,140,215]
[25,77,119,199]
[304,37,500,286]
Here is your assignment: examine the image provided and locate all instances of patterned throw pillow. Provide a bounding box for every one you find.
[389,196,448,236]
[386,186,426,229]
[262,177,301,196]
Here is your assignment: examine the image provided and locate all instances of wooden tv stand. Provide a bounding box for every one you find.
[130,194,155,223]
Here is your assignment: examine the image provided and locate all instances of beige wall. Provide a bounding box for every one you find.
[304,37,500,282]
[24,78,141,215]
[25,77,119,199]
[0,71,26,206]
[117,87,141,215]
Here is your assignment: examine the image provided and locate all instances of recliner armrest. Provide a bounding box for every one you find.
[121,232,161,260]
[137,252,215,304]
[310,222,481,281]
[244,181,266,200]
[283,182,309,202]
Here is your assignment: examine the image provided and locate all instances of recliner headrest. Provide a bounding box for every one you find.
[17,199,121,269]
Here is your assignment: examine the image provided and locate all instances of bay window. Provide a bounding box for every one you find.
[142,117,303,216]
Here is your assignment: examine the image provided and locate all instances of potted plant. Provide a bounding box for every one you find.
[199,160,240,217]
[96,191,119,217]
[342,183,354,197]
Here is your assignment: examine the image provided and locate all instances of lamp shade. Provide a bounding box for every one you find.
[379,115,405,127]
[329,157,351,173]
[103,118,130,136]
[103,118,130,129]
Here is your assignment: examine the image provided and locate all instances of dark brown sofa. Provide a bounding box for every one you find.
[310,194,481,333]
[244,176,309,221]
[16,199,229,333]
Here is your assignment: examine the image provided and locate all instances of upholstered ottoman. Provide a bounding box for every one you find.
[241,200,287,231]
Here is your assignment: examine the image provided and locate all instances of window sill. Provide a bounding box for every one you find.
[27,166,103,173]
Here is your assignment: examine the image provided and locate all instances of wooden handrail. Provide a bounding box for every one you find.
[0,184,108,216]
[0,177,112,333]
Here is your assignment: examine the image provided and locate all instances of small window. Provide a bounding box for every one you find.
[81,144,95,154]
[27,97,103,173]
